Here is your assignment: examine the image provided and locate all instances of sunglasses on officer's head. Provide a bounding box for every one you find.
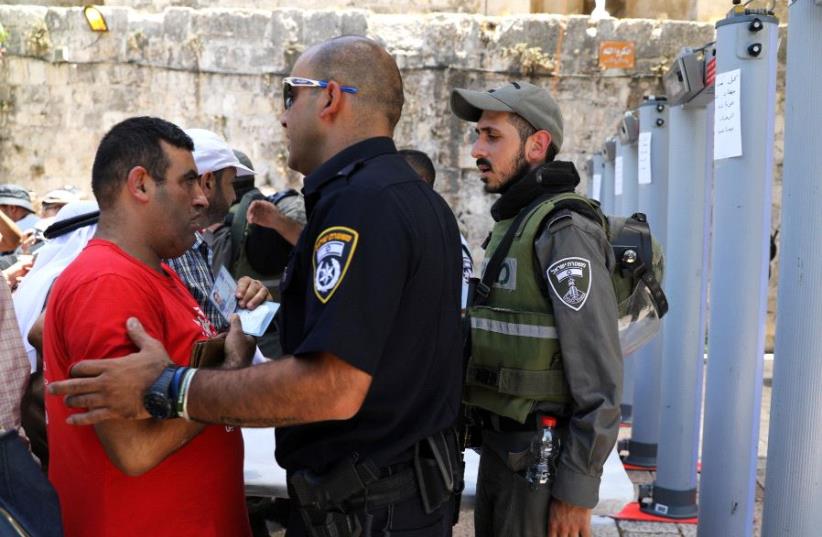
[282,77,359,110]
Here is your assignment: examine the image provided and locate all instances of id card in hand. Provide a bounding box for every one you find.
[209,267,279,337]
[209,267,238,322]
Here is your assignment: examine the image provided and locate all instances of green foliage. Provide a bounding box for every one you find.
[0,22,9,47]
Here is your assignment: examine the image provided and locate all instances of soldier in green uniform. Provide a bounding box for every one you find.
[451,81,622,537]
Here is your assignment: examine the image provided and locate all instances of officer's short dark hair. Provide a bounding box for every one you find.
[92,116,193,209]
[508,114,558,163]
[398,149,436,187]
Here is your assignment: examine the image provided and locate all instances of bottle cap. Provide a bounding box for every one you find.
[540,416,557,427]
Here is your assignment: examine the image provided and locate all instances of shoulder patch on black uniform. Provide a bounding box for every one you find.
[546,257,592,311]
[313,226,359,304]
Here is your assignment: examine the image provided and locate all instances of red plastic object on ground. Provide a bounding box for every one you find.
[612,502,698,524]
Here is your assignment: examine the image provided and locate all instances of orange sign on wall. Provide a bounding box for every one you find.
[599,41,636,70]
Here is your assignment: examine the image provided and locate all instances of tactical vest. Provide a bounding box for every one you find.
[465,196,577,424]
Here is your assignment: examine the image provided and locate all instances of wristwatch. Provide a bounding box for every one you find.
[143,366,179,420]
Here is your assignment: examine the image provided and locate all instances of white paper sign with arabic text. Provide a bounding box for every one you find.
[714,69,743,161]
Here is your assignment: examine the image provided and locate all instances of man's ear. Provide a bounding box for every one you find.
[125,166,151,202]
[318,80,345,121]
[525,130,552,166]
[200,171,215,196]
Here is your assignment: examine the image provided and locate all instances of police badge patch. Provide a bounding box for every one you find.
[547,257,592,311]
[313,226,359,304]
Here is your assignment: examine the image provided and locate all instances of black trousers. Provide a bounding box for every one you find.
[285,495,453,537]
[474,443,552,537]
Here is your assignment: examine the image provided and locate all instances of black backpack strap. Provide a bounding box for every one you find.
[639,265,668,317]
[472,192,556,307]
[545,195,607,231]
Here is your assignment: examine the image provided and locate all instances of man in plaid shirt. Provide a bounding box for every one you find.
[0,278,61,536]
[167,129,269,330]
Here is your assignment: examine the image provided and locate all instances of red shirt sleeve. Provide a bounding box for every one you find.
[51,273,165,369]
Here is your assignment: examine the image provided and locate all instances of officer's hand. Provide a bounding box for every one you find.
[223,314,255,369]
[47,317,172,425]
[236,276,271,309]
[247,200,283,230]
[548,499,592,537]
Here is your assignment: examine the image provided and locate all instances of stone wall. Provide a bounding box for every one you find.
[0,0,787,20]
[0,5,785,346]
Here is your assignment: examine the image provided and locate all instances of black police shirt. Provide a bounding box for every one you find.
[275,138,464,475]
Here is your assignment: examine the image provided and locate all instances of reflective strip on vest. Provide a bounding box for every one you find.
[470,317,558,339]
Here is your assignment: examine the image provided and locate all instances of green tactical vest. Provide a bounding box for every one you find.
[465,194,588,424]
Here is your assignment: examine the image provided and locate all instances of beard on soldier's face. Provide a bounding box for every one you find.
[489,144,531,195]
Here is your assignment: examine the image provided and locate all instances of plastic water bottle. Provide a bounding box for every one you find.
[526,416,558,488]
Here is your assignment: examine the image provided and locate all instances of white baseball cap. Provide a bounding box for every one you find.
[185,128,255,177]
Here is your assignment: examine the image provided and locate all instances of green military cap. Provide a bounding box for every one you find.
[450,81,564,153]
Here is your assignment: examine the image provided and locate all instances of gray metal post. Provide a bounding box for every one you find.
[637,97,671,238]
[645,42,716,519]
[625,98,670,468]
[647,103,710,518]
[762,1,822,535]
[698,8,779,537]
[601,139,617,216]
[586,154,604,202]
[616,112,639,217]
[615,120,639,423]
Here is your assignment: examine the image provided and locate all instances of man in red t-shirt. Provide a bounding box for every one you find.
[44,116,254,537]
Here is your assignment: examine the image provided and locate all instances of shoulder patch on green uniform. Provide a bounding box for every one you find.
[546,257,591,311]
[313,226,359,304]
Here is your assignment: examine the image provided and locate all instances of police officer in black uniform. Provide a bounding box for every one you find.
[49,36,464,537]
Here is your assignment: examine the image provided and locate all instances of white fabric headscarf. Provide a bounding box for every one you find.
[13,200,99,372]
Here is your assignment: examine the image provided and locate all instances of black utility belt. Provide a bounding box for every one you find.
[288,430,462,537]
[289,460,418,512]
